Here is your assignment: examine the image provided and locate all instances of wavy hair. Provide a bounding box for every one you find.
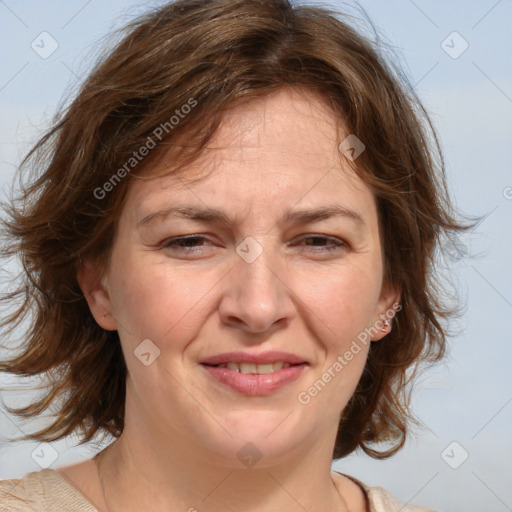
[0,0,469,459]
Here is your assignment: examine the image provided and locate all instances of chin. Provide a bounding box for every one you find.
[197,415,310,467]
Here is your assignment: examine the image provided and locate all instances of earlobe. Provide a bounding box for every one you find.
[77,259,117,331]
[371,316,393,342]
[371,284,401,342]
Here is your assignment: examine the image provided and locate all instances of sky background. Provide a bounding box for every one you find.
[0,1,511,511]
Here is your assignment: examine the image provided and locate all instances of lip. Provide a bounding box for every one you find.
[201,363,307,396]
[200,350,308,366]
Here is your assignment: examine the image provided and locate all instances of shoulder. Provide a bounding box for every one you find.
[0,469,48,512]
[365,484,438,512]
[0,469,97,512]
[337,472,437,512]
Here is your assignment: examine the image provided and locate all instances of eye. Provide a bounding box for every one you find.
[294,235,348,253]
[161,235,212,254]
[159,234,348,256]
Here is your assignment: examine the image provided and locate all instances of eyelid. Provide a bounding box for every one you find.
[295,234,346,245]
[160,234,211,250]
[159,233,348,255]
[294,234,348,252]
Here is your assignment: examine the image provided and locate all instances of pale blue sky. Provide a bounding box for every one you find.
[1,2,511,511]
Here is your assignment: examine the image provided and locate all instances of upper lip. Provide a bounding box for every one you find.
[200,351,308,366]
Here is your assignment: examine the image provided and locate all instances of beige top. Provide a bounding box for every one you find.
[0,469,437,512]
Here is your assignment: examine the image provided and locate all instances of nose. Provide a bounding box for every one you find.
[218,241,296,335]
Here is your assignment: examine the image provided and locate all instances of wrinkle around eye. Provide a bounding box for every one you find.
[151,234,356,262]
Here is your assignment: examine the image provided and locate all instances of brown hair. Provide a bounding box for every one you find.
[0,0,469,459]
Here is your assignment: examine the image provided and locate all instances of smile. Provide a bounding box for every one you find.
[201,362,308,396]
[210,362,293,374]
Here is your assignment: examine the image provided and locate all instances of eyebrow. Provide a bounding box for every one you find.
[137,204,365,229]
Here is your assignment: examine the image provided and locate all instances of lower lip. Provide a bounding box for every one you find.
[201,364,307,396]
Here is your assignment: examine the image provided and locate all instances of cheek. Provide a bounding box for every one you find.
[294,265,378,403]
[298,263,382,343]
[108,252,215,348]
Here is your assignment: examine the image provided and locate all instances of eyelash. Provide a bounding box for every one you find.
[160,235,347,254]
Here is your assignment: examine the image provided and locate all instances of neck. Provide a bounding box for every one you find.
[95,428,348,512]
[93,378,350,512]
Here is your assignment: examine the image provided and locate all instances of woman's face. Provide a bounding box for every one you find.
[83,87,398,466]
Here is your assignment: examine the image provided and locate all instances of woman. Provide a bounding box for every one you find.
[0,0,467,510]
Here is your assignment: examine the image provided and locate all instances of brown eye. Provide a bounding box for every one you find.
[161,235,211,253]
[296,235,347,253]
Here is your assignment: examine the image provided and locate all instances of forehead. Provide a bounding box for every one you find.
[124,88,375,223]
[206,88,341,158]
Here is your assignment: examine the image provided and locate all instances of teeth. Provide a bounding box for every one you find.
[215,362,292,374]
[240,363,257,374]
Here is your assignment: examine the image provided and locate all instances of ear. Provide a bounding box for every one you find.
[370,282,401,342]
[77,258,117,331]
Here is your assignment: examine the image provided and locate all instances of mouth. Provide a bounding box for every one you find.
[201,363,308,396]
[199,351,309,396]
[200,350,309,367]
[202,361,307,374]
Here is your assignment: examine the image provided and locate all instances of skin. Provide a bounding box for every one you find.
[62,87,399,512]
